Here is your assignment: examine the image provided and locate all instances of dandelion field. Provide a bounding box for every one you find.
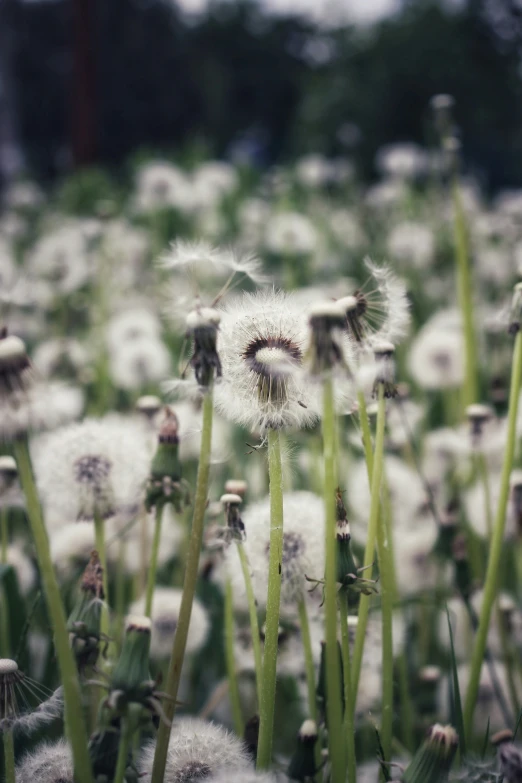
[2,98,522,782]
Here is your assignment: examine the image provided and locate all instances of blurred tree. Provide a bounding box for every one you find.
[5,0,522,189]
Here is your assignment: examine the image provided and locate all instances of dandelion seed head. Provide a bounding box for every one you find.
[215,290,321,432]
[208,771,277,783]
[139,718,252,783]
[15,739,73,783]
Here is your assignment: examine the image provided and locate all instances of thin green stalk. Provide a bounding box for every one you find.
[339,590,357,783]
[397,653,414,752]
[453,180,477,410]
[464,331,522,738]
[3,729,15,783]
[297,596,317,722]
[477,453,493,540]
[224,578,243,736]
[93,510,109,640]
[13,437,93,783]
[357,391,374,476]
[114,536,127,654]
[236,541,263,705]
[113,718,132,783]
[1,507,8,564]
[145,504,164,617]
[151,390,214,783]
[322,377,345,783]
[496,601,519,718]
[375,497,394,761]
[351,385,386,712]
[256,428,284,770]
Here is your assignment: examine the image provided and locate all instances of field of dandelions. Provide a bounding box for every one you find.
[2,98,522,783]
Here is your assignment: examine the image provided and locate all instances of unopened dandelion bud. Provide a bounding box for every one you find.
[403,723,459,783]
[373,341,397,398]
[430,93,455,139]
[466,403,494,448]
[308,300,347,375]
[334,489,359,589]
[452,533,473,600]
[508,282,522,336]
[186,306,222,388]
[221,492,245,541]
[510,470,522,535]
[287,719,319,782]
[110,615,152,705]
[67,551,104,670]
[417,666,442,717]
[146,408,190,512]
[224,479,247,498]
[0,329,31,396]
[136,395,162,421]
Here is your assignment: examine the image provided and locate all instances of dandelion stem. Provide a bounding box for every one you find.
[256,427,284,770]
[453,180,477,410]
[351,384,386,714]
[375,472,395,761]
[322,377,345,783]
[145,504,164,617]
[150,389,214,783]
[3,729,15,783]
[477,453,493,540]
[339,590,356,783]
[297,595,317,722]
[357,391,374,475]
[113,717,132,783]
[94,510,109,640]
[13,437,93,783]
[224,577,243,736]
[236,541,263,707]
[464,330,522,739]
[1,508,8,564]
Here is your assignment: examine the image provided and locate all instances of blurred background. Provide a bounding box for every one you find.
[1,0,522,191]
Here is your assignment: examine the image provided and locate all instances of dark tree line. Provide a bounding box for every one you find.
[3,0,522,188]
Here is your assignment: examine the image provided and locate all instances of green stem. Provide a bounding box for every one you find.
[339,591,357,783]
[397,653,415,752]
[297,596,317,722]
[322,378,345,783]
[150,390,214,783]
[351,385,386,713]
[224,578,243,736]
[453,180,477,410]
[3,730,15,783]
[114,536,127,655]
[13,437,93,783]
[357,391,374,476]
[145,504,164,617]
[477,453,493,540]
[113,718,132,783]
[93,510,109,640]
[464,331,522,738]
[256,428,284,770]
[236,541,263,707]
[1,507,8,564]
[375,484,395,759]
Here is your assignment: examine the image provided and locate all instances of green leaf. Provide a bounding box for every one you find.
[446,604,466,758]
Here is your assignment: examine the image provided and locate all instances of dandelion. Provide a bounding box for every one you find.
[109,336,171,390]
[215,289,320,432]
[264,212,319,256]
[140,717,253,782]
[15,740,73,783]
[409,324,464,389]
[387,221,436,270]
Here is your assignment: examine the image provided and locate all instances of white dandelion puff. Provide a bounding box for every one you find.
[139,717,252,783]
[408,326,464,390]
[15,739,73,783]
[222,491,325,611]
[33,418,150,524]
[130,587,209,660]
[214,290,321,432]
